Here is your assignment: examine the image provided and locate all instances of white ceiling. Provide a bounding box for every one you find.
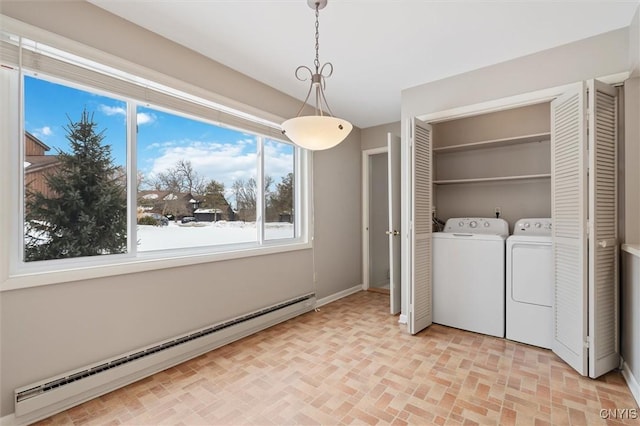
[88,0,638,129]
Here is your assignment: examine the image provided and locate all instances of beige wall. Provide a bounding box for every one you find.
[360,122,401,151]
[625,77,640,244]
[433,103,550,147]
[402,28,629,120]
[432,103,551,231]
[0,2,362,417]
[313,129,362,299]
[626,6,640,244]
[622,6,640,402]
[630,5,640,79]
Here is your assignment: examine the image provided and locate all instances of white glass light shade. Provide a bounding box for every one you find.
[282,115,353,151]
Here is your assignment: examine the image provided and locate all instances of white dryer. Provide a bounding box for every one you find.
[506,218,553,349]
[433,217,509,338]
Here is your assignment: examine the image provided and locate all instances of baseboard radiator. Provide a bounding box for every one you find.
[14,293,316,425]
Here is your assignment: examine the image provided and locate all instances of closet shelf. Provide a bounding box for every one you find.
[433,132,551,153]
[434,173,551,185]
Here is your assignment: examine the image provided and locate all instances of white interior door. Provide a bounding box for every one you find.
[587,79,619,378]
[409,119,432,335]
[551,82,589,375]
[388,133,401,315]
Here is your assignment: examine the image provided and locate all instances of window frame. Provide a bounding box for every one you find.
[1,26,312,291]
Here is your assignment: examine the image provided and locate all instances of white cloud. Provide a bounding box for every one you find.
[264,140,294,185]
[146,141,256,192]
[137,112,156,125]
[142,139,291,193]
[99,105,126,116]
[98,104,155,126]
[32,126,53,139]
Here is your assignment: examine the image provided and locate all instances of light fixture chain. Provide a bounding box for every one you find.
[314,3,320,72]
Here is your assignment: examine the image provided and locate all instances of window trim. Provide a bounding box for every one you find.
[1,19,313,292]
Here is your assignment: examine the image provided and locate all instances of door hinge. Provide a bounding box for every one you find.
[584,337,590,348]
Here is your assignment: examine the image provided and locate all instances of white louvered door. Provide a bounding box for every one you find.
[551,82,589,375]
[587,79,619,378]
[551,80,620,378]
[409,119,432,335]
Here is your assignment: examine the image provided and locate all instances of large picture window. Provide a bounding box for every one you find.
[4,32,308,281]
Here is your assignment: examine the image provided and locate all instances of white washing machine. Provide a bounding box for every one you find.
[433,217,509,338]
[506,218,553,349]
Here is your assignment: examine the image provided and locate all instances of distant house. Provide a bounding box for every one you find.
[137,190,234,221]
[138,190,194,220]
[193,208,223,222]
[24,131,60,199]
[197,191,235,221]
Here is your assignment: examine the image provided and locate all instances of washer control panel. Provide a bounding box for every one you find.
[444,218,509,236]
[513,218,552,236]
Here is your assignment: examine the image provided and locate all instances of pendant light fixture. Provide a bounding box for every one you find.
[281,0,352,151]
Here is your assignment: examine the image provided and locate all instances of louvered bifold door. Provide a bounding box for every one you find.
[588,79,619,378]
[409,119,433,335]
[551,83,589,375]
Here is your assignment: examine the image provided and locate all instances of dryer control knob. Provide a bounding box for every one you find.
[469,221,478,228]
[535,222,542,228]
[524,222,530,228]
[483,222,490,227]
[458,221,464,227]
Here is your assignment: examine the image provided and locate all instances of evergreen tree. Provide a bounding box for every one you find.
[268,173,294,222]
[201,179,229,217]
[25,109,127,261]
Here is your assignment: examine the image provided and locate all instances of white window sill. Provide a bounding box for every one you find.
[1,240,312,291]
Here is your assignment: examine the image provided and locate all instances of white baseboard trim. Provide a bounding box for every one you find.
[316,284,362,308]
[621,360,640,407]
[398,314,408,324]
[0,414,16,426]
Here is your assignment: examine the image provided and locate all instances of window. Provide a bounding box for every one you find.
[23,75,128,262]
[136,105,261,251]
[3,31,308,282]
[264,139,295,240]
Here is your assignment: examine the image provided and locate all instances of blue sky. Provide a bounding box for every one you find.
[24,75,294,199]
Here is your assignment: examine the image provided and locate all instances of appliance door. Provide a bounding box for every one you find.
[510,238,553,306]
[506,237,553,349]
[433,234,505,337]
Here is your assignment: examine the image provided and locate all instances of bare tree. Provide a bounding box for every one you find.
[232,178,255,221]
[175,159,205,195]
[232,176,274,222]
[153,159,205,195]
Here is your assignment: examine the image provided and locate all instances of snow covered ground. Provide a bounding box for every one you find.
[137,220,294,251]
